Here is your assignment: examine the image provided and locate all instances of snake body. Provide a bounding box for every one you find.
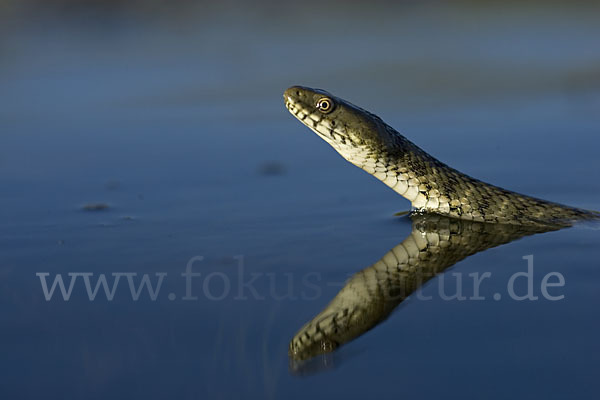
[284,86,598,226]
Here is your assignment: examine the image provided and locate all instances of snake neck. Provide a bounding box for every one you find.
[346,125,595,226]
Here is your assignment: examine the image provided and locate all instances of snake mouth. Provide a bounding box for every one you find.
[284,86,333,131]
[284,99,298,117]
[285,98,318,124]
[284,98,353,148]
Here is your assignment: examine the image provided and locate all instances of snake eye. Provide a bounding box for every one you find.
[316,97,334,114]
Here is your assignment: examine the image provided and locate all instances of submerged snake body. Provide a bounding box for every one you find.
[284,86,598,226]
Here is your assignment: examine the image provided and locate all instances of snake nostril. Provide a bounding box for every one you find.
[296,90,301,96]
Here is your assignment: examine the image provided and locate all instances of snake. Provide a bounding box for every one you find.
[283,86,599,366]
[283,86,599,227]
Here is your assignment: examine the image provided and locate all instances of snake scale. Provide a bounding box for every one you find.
[283,86,598,365]
[284,86,599,227]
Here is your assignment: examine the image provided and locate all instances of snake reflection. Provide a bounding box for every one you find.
[288,213,565,369]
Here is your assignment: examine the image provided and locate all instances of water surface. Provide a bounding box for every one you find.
[1,2,600,399]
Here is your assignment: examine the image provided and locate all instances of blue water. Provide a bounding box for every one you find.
[1,2,600,399]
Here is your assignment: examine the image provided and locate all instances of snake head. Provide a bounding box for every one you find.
[288,311,343,362]
[284,86,397,167]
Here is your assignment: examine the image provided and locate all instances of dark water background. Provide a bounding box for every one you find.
[1,1,600,399]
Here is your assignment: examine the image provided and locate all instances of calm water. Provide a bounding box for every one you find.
[1,2,600,399]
